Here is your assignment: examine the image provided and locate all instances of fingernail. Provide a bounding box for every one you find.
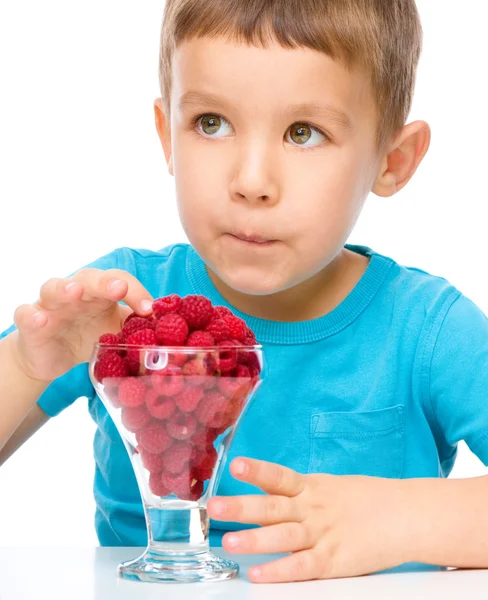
[210,500,226,516]
[233,459,247,476]
[250,567,262,580]
[64,282,77,292]
[226,534,239,549]
[107,279,123,291]
[140,299,153,313]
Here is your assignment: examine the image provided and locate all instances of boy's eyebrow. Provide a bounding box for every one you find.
[178,91,353,130]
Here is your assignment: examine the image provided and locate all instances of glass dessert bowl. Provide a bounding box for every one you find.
[89,341,263,583]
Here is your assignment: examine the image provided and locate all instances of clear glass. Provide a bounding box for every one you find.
[89,343,263,583]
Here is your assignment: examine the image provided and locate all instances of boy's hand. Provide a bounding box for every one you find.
[207,458,411,583]
[11,268,153,383]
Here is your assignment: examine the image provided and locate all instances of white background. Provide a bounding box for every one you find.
[0,1,487,547]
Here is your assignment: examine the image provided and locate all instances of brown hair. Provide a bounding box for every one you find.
[159,0,422,150]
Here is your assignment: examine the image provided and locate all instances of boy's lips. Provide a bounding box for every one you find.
[227,231,279,246]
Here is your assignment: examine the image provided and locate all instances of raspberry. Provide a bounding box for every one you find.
[191,428,220,448]
[167,413,197,441]
[98,333,119,346]
[182,357,213,387]
[136,421,174,454]
[216,341,238,373]
[121,316,155,341]
[212,306,233,320]
[151,366,185,397]
[174,386,204,413]
[153,295,181,318]
[138,446,165,473]
[94,351,130,383]
[223,315,248,343]
[168,352,188,368]
[205,318,231,342]
[145,389,176,420]
[243,327,257,345]
[118,377,147,407]
[149,472,171,497]
[163,443,195,474]
[121,404,152,432]
[218,364,251,399]
[186,330,215,347]
[161,472,204,501]
[155,313,189,346]
[191,446,217,481]
[178,295,214,330]
[195,390,229,426]
[126,328,157,346]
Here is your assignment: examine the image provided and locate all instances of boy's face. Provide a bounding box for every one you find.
[159,37,383,296]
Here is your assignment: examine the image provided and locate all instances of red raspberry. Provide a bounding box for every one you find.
[195,391,229,426]
[126,328,157,346]
[163,443,195,474]
[121,404,152,432]
[182,357,212,387]
[149,472,171,497]
[98,333,119,345]
[151,366,184,397]
[121,316,155,341]
[138,446,165,473]
[174,386,204,413]
[191,446,217,481]
[186,330,215,347]
[191,428,219,448]
[216,341,238,373]
[166,413,197,441]
[145,389,176,420]
[168,352,188,368]
[162,472,204,501]
[136,421,174,453]
[243,327,257,345]
[153,295,182,318]
[222,315,248,343]
[94,351,130,383]
[212,306,233,320]
[155,313,189,346]
[118,377,147,407]
[178,295,214,330]
[218,364,251,399]
[205,318,231,342]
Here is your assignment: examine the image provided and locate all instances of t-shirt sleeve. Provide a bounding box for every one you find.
[426,292,488,466]
[0,247,133,417]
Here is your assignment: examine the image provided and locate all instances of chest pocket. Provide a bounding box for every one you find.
[308,405,405,479]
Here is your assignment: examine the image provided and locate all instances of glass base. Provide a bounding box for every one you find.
[118,547,239,583]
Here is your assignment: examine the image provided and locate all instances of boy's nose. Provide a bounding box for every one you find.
[229,143,280,207]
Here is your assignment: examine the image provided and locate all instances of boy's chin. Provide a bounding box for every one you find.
[217,268,291,297]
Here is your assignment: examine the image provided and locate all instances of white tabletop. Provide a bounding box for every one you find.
[1,547,488,599]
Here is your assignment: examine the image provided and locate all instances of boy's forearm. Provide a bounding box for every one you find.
[0,333,49,450]
[400,475,488,568]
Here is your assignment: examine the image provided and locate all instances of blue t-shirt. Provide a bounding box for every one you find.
[2,243,488,555]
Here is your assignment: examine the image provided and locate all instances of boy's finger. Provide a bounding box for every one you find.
[207,494,300,525]
[74,268,153,315]
[38,278,82,310]
[223,521,311,555]
[230,458,305,497]
[14,304,48,331]
[247,548,319,583]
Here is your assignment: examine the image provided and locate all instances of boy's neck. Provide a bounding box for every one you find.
[206,248,370,322]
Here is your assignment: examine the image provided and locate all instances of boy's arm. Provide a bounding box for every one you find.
[0,403,50,466]
[0,333,51,450]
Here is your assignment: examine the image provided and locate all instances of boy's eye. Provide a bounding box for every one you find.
[197,114,233,138]
[286,123,327,148]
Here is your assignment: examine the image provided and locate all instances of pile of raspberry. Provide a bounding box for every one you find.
[93,294,260,502]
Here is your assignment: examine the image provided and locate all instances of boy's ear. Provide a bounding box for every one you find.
[154,98,174,176]
[372,120,431,197]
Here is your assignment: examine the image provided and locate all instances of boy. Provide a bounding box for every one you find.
[2,0,488,583]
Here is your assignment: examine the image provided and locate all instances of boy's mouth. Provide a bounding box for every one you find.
[227,231,278,247]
